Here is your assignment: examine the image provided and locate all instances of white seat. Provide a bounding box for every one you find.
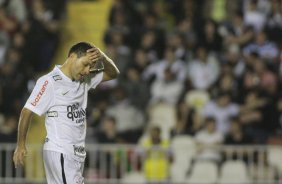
[148,102,176,139]
[218,160,251,184]
[122,172,146,184]
[171,136,196,167]
[170,136,197,183]
[171,135,196,153]
[268,147,282,173]
[186,161,218,184]
[170,161,191,183]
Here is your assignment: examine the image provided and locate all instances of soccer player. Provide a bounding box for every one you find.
[13,42,120,183]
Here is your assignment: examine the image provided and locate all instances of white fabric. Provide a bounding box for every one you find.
[218,160,250,184]
[106,100,144,132]
[184,90,210,112]
[243,41,279,59]
[43,150,84,184]
[142,59,187,82]
[244,10,266,32]
[186,161,218,183]
[187,55,219,90]
[195,130,223,162]
[25,66,103,162]
[202,101,239,134]
[122,172,146,184]
[150,79,184,105]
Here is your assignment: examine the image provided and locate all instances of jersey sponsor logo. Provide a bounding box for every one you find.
[52,75,62,81]
[73,145,86,157]
[67,103,86,123]
[31,80,49,106]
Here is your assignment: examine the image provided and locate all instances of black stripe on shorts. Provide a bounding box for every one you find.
[60,154,67,184]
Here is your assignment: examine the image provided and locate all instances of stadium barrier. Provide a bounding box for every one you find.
[0,143,281,184]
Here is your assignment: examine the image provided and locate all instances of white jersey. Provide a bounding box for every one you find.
[24,65,103,162]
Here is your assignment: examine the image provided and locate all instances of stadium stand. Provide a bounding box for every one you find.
[1,0,282,183]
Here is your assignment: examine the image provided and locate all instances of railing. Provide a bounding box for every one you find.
[0,143,282,184]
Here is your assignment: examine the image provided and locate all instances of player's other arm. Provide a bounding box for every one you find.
[87,46,120,81]
[99,49,120,81]
[13,108,34,168]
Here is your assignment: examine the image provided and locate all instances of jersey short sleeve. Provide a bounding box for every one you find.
[87,72,103,90]
[24,76,53,116]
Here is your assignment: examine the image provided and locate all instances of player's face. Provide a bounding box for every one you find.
[72,55,91,81]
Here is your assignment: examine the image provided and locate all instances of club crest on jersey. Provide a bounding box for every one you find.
[52,75,62,81]
[31,80,49,106]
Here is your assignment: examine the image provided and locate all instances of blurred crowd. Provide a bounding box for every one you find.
[89,0,282,146]
[0,0,282,182]
[1,0,282,147]
[0,0,66,143]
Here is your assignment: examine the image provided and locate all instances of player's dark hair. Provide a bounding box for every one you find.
[68,42,93,58]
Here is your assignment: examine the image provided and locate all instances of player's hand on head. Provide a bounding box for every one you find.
[87,47,102,64]
[13,146,27,168]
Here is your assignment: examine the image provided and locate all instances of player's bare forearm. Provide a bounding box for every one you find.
[13,108,33,168]
[100,50,120,81]
[103,56,120,78]
[16,108,33,147]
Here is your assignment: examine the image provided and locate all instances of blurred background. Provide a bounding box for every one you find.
[1,0,282,183]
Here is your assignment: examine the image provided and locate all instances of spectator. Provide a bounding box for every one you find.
[244,0,267,32]
[239,90,270,143]
[120,66,150,110]
[195,117,224,163]
[171,100,203,137]
[0,115,17,143]
[104,32,131,75]
[150,67,184,106]
[243,30,279,61]
[143,46,186,83]
[141,126,172,184]
[96,116,119,144]
[187,46,220,90]
[202,91,240,135]
[197,19,223,53]
[174,17,197,52]
[225,117,252,145]
[106,86,145,143]
[131,48,150,74]
[224,11,254,47]
[265,0,282,43]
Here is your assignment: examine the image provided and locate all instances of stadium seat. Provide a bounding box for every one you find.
[122,172,146,184]
[148,102,176,139]
[170,162,189,183]
[218,160,251,184]
[171,135,196,165]
[186,161,218,184]
[267,146,282,173]
[171,135,196,161]
[170,136,197,183]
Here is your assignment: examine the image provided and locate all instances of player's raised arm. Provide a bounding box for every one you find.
[13,108,34,168]
[87,47,120,81]
[100,49,120,81]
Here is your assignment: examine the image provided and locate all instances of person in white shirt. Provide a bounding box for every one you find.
[195,117,224,162]
[187,46,220,90]
[13,42,120,184]
[150,67,184,106]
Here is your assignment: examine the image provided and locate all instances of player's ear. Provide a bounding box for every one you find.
[69,53,77,59]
